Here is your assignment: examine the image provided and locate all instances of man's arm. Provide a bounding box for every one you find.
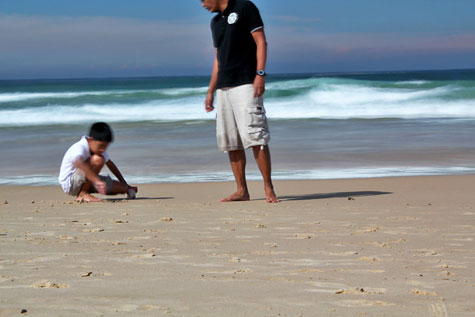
[205,49,219,113]
[106,160,127,184]
[252,29,268,98]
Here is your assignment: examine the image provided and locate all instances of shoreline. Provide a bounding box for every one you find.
[1,175,474,315]
[2,173,475,201]
[1,167,475,187]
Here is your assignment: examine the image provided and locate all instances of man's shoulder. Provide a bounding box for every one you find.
[210,12,222,29]
[233,0,261,19]
[211,13,221,23]
[234,0,258,10]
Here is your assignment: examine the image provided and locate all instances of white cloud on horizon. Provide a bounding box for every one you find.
[267,26,475,59]
[272,15,321,24]
[1,13,475,78]
[0,14,214,75]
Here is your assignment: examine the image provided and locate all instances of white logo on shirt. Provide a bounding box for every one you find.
[228,12,239,24]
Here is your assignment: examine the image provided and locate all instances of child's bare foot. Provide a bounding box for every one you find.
[220,191,250,202]
[265,187,280,203]
[76,192,102,202]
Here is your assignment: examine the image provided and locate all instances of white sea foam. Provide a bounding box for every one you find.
[1,97,475,127]
[1,78,474,126]
[2,166,474,186]
[394,80,431,85]
[267,78,325,90]
[0,91,110,103]
[266,84,475,119]
[0,87,208,103]
[310,85,450,105]
[0,100,209,127]
[160,87,208,96]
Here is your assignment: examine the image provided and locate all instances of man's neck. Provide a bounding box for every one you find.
[218,0,229,13]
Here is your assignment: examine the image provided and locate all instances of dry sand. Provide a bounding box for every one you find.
[0,175,474,316]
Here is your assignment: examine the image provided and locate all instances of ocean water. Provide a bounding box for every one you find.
[1,69,475,186]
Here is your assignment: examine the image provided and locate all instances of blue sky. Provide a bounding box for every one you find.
[1,0,475,79]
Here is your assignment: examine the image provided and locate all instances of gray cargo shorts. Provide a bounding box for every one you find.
[216,84,270,152]
[68,169,113,196]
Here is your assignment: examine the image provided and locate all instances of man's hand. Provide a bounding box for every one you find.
[205,92,215,112]
[254,75,266,98]
[94,179,107,195]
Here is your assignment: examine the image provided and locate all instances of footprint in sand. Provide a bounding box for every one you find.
[328,251,359,256]
[113,220,129,224]
[417,249,439,256]
[335,287,386,295]
[131,253,156,258]
[26,256,63,263]
[298,268,324,273]
[351,227,381,235]
[0,275,15,283]
[114,304,139,312]
[80,272,93,277]
[411,288,437,296]
[430,302,449,317]
[235,269,252,273]
[358,257,382,262]
[290,233,314,240]
[406,280,436,289]
[334,300,395,307]
[32,280,68,288]
[439,263,465,269]
[82,228,104,233]
[306,281,348,293]
[334,269,385,274]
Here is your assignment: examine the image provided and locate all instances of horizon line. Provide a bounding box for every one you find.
[1,67,475,82]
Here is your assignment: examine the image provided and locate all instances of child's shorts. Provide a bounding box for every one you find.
[68,169,113,196]
[216,84,270,152]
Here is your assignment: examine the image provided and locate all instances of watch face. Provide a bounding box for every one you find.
[257,70,265,76]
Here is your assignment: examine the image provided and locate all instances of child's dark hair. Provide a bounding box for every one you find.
[89,122,114,143]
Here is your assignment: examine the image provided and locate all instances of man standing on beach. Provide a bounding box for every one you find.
[200,0,279,203]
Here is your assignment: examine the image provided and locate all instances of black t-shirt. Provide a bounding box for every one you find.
[211,0,264,89]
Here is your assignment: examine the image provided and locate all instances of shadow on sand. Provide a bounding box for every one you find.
[104,196,174,202]
[278,191,392,202]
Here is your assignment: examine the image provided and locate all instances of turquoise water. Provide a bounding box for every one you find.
[1,69,475,185]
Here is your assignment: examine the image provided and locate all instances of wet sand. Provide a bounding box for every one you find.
[0,175,474,316]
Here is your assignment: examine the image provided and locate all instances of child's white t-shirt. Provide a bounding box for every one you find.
[58,136,110,194]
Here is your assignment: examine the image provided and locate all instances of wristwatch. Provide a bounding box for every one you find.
[256,70,267,77]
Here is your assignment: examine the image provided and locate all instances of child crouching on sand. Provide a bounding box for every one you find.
[58,122,137,202]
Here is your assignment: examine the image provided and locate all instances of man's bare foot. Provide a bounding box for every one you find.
[220,191,250,202]
[76,192,102,202]
[265,187,280,203]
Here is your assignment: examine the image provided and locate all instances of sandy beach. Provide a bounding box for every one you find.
[0,175,474,316]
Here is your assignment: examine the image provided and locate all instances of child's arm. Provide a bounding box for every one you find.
[106,160,128,185]
[74,159,107,194]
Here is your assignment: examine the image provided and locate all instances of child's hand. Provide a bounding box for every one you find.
[127,185,138,199]
[94,180,107,195]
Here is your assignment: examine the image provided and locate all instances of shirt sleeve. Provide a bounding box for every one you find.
[211,18,219,48]
[76,141,90,163]
[243,1,264,33]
